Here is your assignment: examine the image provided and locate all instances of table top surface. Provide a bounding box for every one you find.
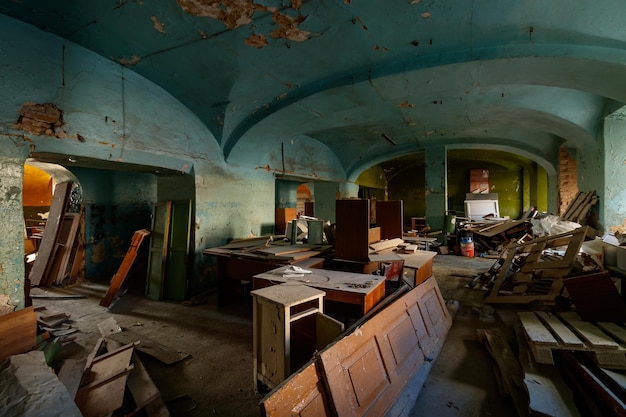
[254,266,385,295]
[250,283,326,306]
[398,250,437,268]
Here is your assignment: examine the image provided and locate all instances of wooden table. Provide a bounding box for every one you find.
[398,250,437,287]
[203,244,327,306]
[253,266,386,316]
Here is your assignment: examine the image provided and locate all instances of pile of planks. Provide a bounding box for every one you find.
[35,307,79,365]
[29,181,85,288]
[464,208,536,256]
[482,226,597,305]
[561,191,599,224]
[513,309,626,416]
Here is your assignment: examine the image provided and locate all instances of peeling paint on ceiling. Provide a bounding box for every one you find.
[176,0,310,47]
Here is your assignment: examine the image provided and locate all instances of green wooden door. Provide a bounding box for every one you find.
[163,199,192,301]
[145,202,171,300]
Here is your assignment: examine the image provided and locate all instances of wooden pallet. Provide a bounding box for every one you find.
[519,310,626,369]
[485,226,595,305]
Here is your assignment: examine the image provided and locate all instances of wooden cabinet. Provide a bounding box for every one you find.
[275,208,297,235]
[252,284,342,391]
[334,199,404,263]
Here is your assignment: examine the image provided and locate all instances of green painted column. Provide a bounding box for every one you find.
[603,109,626,231]
[0,142,28,310]
[425,146,447,232]
[315,181,341,224]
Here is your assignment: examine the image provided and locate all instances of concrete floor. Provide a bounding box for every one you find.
[30,254,518,417]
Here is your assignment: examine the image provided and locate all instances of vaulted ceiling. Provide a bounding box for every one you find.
[3,0,624,178]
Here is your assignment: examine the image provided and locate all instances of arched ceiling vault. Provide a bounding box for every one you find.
[3,0,625,179]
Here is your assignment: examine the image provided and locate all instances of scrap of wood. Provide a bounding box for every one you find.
[29,181,72,286]
[0,306,37,361]
[75,341,138,417]
[100,229,151,307]
[106,337,170,417]
[515,326,581,417]
[476,328,530,417]
[369,237,404,252]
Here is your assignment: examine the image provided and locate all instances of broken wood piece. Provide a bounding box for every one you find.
[515,326,581,417]
[0,306,37,362]
[476,328,530,417]
[75,341,137,417]
[99,229,151,307]
[28,181,72,286]
[106,337,170,417]
[369,237,404,253]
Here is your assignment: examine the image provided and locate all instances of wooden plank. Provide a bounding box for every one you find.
[597,323,626,345]
[75,342,136,417]
[516,327,581,417]
[29,181,72,286]
[99,229,151,307]
[535,311,584,347]
[477,329,530,417]
[0,306,37,361]
[518,312,559,346]
[47,212,82,286]
[260,361,331,417]
[559,314,620,350]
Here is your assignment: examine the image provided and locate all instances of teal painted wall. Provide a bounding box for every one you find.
[604,111,626,231]
[71,168,156,281]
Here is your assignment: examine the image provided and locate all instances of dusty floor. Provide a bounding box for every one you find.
[30,254,518,417]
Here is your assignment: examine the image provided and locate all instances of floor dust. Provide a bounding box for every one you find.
[30,254,517,417]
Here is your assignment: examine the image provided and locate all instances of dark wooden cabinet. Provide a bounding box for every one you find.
[334,199,403,263]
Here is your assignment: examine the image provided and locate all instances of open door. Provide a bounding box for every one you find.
[145,200,192,301]
[145,202,171,301]
[164,200,192,301]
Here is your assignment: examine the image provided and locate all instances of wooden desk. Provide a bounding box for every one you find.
[253,266,386,316]
[398,250,436,287]
[203,244,327,306]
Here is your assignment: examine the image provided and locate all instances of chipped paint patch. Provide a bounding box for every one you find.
[151,16,166,33]
[398,100,414,108]
[178,0,310,47]
[177,0,264,29]
[245,33,268,48]
[118,55,142,66]
[13,102,66,137]
[270,11,310,42]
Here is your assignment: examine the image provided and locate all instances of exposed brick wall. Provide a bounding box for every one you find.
[559,147,578,216]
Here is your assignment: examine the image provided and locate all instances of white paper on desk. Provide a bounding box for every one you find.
[282,265,312,275]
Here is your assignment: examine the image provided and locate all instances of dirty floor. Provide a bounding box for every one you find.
[30,254,518,417]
